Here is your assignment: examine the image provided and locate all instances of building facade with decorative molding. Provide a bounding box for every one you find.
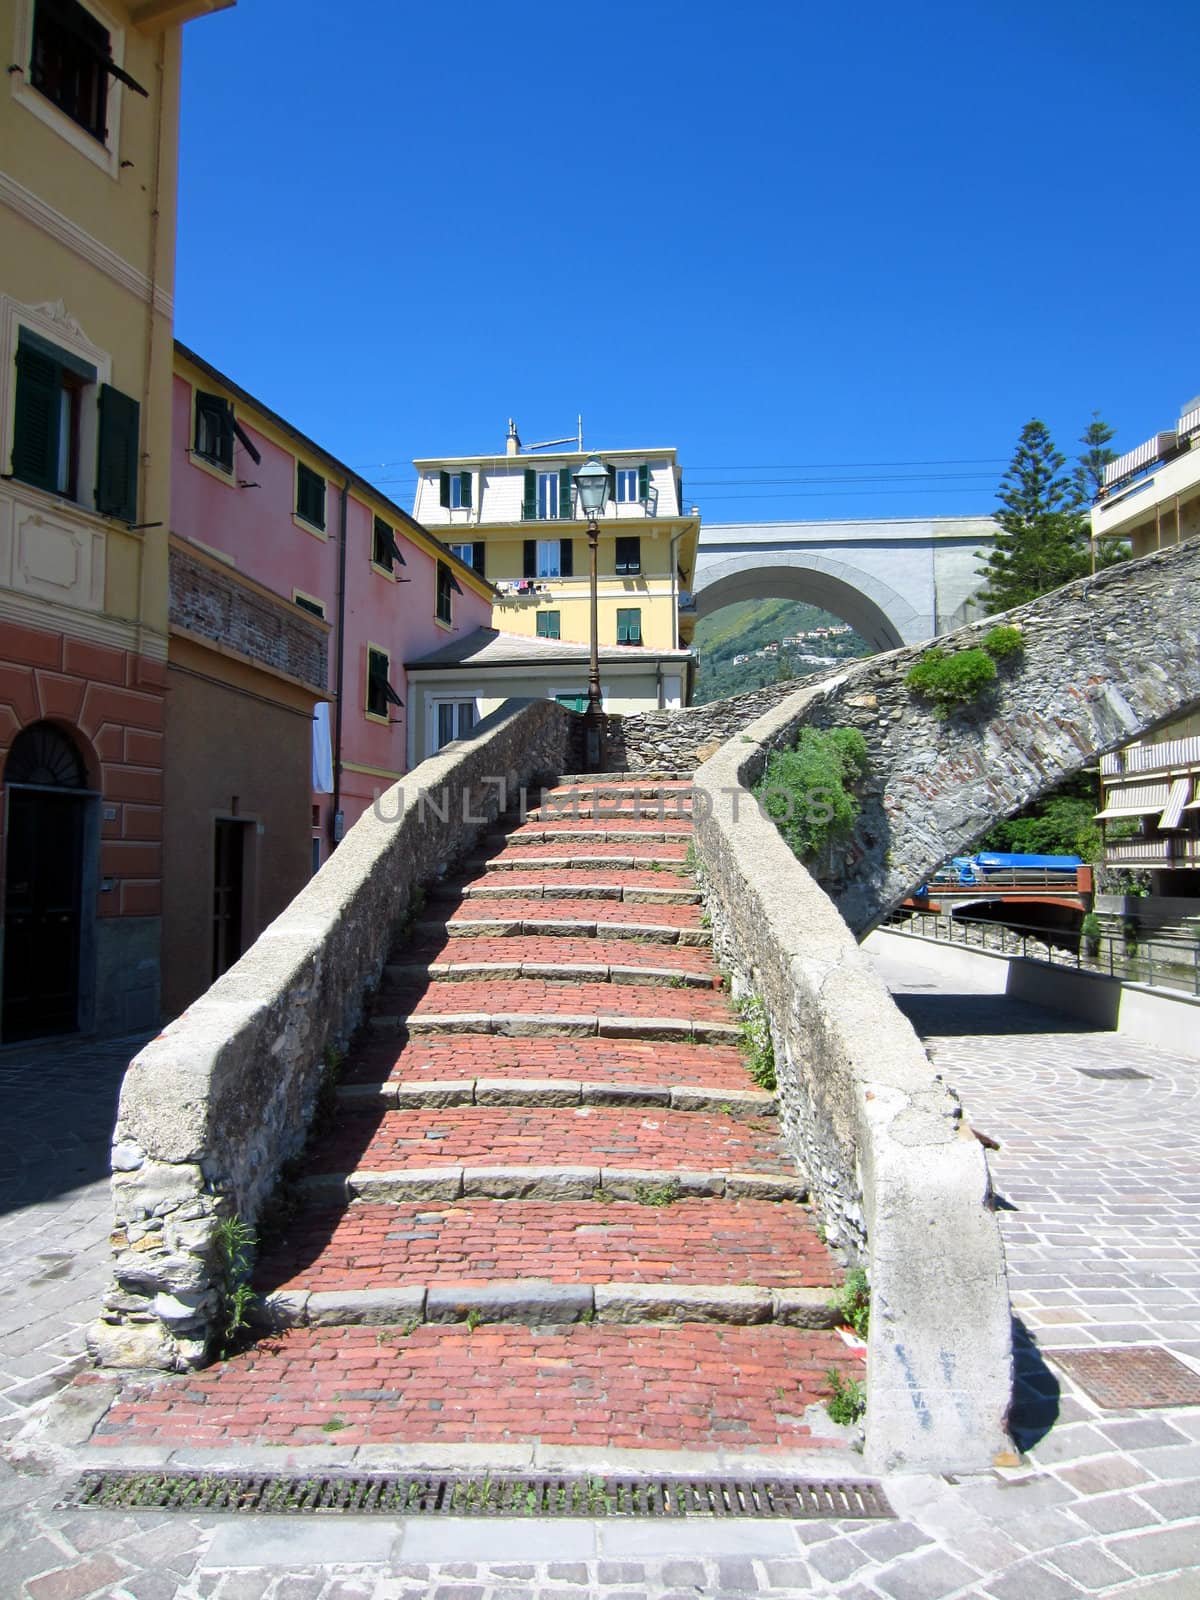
[0,0,233,1042]
[1092,393,1200,897]
[410,422,699,720]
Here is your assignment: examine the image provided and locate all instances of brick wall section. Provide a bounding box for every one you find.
[731,536,1200,935]
[168,547,328,692]
[89,698,572,1373]
[0,619,164,919]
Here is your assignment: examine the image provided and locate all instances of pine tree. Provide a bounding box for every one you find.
[978,419,1093,610]
[1073,412,1116,505]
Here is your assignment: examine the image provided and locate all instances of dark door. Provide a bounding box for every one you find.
[2,788,85,1041]
[212,819,247,981]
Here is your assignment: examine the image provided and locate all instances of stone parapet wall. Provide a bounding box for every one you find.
[692,718,1013,1475]
[609,679,832,772]
[90,700,571,1373]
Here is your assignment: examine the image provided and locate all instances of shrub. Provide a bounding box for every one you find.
[981,624,1025,661]
[756,726,868,860]
[825,1369,866,1426]
[905,647,996,713]
[830,1267,870,1338]
[736,995,777,1091]
[1080,912,1102,957]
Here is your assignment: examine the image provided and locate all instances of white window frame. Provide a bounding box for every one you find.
[537,471,559,519]
[535,539,561,579]
[429,696,478,753]
[448,541,474,566]
[10,0,128,178]
[449,473,466,510]
[615,467,639,503]
[0,295,110,505]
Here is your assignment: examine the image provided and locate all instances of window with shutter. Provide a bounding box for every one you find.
[535,541,562,579]
[95,383,140,522]
[11,330,97,501]
[559,466,573,518]
[438,470,449,507]
[637,463,650,501]
[373,516,405,572]
[522,468,537,520]
[536,471,559,519]
[30,0,112,142]
[294,593,325,619]
[559,538,574,577]
[296,463,326,530]
[194,390,232,471]
[366,646,403,718]
[615,536,641,575]
[523,539,537,578]
[436,560,454,624]
[617,608,642,645]
[472,541,486,576]
[536,611,561,639]
[459,471,472,509]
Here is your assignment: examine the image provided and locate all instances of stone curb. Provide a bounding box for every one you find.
[368,1011,737,1043]
[302,1165,808,1204]
[486,827,693,846]
[336,1080,777,1118]
[249,1279,837,1330]
[431,883,701,906]
[412,916,707,947]
[473,853,690,872]
[384,960,716,990]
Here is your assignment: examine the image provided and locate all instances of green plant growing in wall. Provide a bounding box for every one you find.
[635,1178,682,1207]
[829,1266,870,1338]
[904,647,997,715]
[1080,911,1102,958]
[737,995,777,1092]
[979,624,1025,661]
[825,1369,866,1426]
[214,1214,258,1358]
[755,726,868,861]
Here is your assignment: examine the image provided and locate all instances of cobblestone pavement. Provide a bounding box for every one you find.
[3,949,1200,1596]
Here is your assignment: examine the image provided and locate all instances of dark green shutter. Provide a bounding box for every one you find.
[559,538,574,577]
[607,465,616,505]
[559,466,572,517]
[523,468,536,520]
[472,541,486,576]
[439,470,450,508]
[523,539,536,578]
[460,471,472,509]
[11,345,61,493]
[96,384,140,522]
[638,463,650,501]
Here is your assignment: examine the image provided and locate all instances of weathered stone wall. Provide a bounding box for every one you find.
[723,538,1200,935]
[90,700,571,1373]
[610,679,835,772]
[692,720,1013,1475]
[169,545,329,692]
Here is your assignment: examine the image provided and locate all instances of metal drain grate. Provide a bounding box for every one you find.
[1050,1346,1200,1409]
[63,1469,892,1520]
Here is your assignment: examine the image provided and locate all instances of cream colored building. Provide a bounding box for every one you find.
[0,0,232,1040]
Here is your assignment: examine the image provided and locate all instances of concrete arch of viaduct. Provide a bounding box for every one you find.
[692,553,920,653]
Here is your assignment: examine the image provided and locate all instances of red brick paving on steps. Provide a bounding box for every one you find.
[94,1325,855,1451]
[91,776,853,1456]
[308,1105,789,1175]
[254,1198,837,1293]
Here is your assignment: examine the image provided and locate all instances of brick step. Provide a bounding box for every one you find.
[369,1000,738,1048]
[386,958,719,990]
[254,1281,840,1333]
[412,906,709,943]
[303,1166,805,1206]
[524,803,693,822]
[471,844,690,870]
[337,1078,775,1118]
[490,822,694,846]
[374,977,731,1022]
[398,934,718,979]
[256,1197,831,1295]
[341,1035,755,1093]
[308,1105,789,1178]
[94,1323,857,1453]
[429,875,700,905]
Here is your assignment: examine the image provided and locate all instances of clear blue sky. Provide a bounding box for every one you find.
[176,0,1200,524]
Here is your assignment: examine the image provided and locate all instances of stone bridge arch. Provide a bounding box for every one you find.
[722,536,1200,936]
[694,551,916,651]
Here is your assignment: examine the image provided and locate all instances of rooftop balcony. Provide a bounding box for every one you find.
[1092,403,1200,541]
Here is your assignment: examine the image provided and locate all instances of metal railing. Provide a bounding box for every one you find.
[1101,735,1200,777]
[1104,837,1200,867]
[1102,430,1178,490]
[886,908,1200,997]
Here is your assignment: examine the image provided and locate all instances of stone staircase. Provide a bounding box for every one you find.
[94,774,860,1455]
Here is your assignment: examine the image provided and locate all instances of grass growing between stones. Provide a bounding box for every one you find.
[825,1369,866,1426]
[737,996,777,1092]
[214,1215,258,1358]
[830,1266,870,1338]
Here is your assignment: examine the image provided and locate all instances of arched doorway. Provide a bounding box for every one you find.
[2,722,93,1041]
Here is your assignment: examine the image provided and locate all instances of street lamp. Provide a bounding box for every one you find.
[573,456,609,769]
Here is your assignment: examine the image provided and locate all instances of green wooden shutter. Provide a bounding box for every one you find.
[460,471,472,508]
[472,541,486,576]
[523,539,536,578]
[559,466,572,517]
[607,465,616,505]
[559,538,574,577]
[439,470,450,508]
[96,385,140,522]
[11,345,61,493]
[523,468,536,520]
[638,463,650,501]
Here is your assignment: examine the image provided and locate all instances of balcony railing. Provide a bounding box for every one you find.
[1104,835,1200,867]
[1101,431,1178,492]
[1179,403,1200,442]
[1100,734,1200,777]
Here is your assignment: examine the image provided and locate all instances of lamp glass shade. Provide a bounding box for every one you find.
[573,457,609,516]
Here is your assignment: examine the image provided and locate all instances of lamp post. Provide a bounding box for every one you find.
[572,456,609,771]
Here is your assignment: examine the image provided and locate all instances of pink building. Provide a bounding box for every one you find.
[170,342,494,870]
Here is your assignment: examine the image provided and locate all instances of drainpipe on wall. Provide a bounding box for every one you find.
[330,478,349,848]
[135,33,167,659]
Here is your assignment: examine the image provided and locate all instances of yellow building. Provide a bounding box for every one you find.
[411,421,699,715]
[0,0,232,1040]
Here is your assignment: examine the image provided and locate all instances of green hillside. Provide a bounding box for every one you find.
[692,599,871,704]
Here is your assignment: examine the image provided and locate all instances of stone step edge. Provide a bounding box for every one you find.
[337,1081,775,1118]
[367,1012,738,1044]
[471,854,690,873]
[299,1165,807,1204]
[429,883,702,906]
[489,828,694,846]
[384,959,718,990]
[411,917,710,948]
[250,1281,838,1333]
